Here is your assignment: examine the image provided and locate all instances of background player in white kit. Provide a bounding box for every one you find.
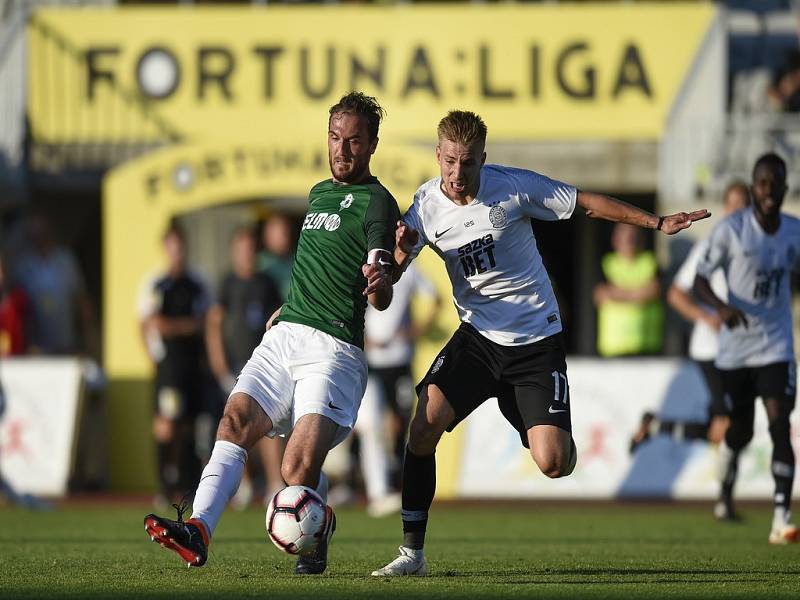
[694,153,800,544]
[372,110,710,576]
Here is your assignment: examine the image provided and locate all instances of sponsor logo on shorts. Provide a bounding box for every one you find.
[548,406,567,414]
[431,355,445,374]
[328,401,342,411]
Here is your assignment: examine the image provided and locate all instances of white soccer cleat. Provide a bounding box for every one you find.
[768,523,799,545]
[371,546,428,577]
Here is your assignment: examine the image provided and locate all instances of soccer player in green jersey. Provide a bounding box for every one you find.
[144,92,401,574]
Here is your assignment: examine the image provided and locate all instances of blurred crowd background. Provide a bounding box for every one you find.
[0,0,798,506]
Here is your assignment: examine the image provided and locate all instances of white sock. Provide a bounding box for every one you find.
[773,505,790,530]
[316,471,329,505]
[190,440,248,537]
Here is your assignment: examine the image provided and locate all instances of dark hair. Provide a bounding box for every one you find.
[162,218,185,242]
[437,110,488,147]
[328,91,385,140]
[752,152,787,181]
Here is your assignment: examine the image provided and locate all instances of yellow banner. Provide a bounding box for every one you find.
[29,4,714,143]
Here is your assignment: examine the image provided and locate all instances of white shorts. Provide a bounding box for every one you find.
[231,321,368,447]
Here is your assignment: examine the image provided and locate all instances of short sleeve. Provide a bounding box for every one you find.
[511,168,577,221]
[672,239,706,292]
[696,221,730,279]
[365,186,401,255]
[400,191,428,262]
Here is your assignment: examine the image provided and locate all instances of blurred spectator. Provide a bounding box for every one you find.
[0,254,27,356]
[630,181,751,452]
[12,215,95,356]
[593,223,663,357]
[768,49,800,113]
[205,226,285,508]
[137,221,211,507]
[257,213,295,300]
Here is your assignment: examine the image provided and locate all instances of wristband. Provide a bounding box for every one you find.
[656,216,664,231]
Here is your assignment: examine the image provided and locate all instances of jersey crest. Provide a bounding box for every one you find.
[489,204,507,228]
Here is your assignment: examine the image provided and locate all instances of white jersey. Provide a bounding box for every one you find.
[696,207,800,369]
[672,237,728,361]
[403,164,576,346]
[365,264,437,368]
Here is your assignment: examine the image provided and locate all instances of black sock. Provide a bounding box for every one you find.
[769,418,795,513]
[401,446,436,550]
[721,449,739,502]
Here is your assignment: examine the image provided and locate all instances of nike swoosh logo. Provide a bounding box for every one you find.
[548,406,567,414]
[328,401,342,411]
[435,226,454,239]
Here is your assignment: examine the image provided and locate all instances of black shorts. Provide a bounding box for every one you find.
[417,323,571,449]
[155,369,205,422]
[697,360,726,418]
[369,364,415,418]
[719,361,797,421]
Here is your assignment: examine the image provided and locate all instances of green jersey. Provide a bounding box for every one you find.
[275,176,400,348]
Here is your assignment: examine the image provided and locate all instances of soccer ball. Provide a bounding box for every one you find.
[265,485,327,556]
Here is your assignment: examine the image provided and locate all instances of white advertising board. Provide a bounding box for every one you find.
[0,358,84,496]
[457,358,799,499]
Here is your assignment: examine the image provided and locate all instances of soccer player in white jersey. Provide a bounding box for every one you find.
[694,153,800,545]
[371,110,710,576]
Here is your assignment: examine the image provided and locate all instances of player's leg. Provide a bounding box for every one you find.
[144,323,294,566]
[716,368,754,521]
[190,392,274,533]
[500,333,576,478]
[373,325,495,577]
[698,360,729,445]
[758,362,798,544]
[287,324,369,574]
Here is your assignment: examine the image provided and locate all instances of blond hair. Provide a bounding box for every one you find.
[437,110,487,147]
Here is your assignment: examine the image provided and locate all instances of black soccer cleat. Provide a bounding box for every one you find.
[295,505,336,575]
[144,500,209,568]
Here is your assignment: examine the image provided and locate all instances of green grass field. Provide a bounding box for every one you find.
[1,502,798,599]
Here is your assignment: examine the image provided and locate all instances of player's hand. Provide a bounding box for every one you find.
[659,210,711,235]
[362,262,391,296]
[717,304,748,329]
[396,220,419,254]
[700,311,723,332]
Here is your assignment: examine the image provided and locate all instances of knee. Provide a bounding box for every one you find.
[217,407,250,448]
[153,416,175,443]
[725,420,754,451]
[407,415,444,456]
[532,440,576,479]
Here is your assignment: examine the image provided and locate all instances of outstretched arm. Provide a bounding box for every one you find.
[577,192,710,234]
